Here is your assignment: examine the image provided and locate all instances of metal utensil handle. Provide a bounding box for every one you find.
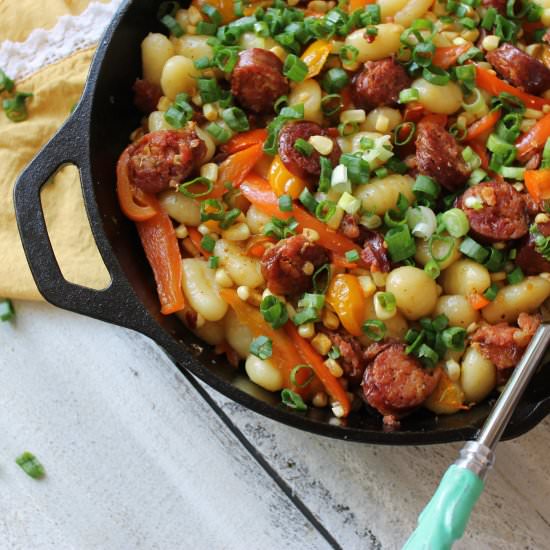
[13,110,145,331]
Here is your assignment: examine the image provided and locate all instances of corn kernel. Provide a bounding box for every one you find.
[374,113,390,133]
[331,402,345,418]
[512,183,524,192]
[303,228,320,241]
[482,35,500,52]
[325,358,343,378]
[371,271,387,288]
[223,222,251,241]
[302,261,315,276]
[453,37,468,46]
[192,94,202,107]
[197,224,210,235]
[269,45,287,62]
[340,109,366,123]
[237,286,250,301]
[445,360,461,382]
[357,275,376,298]
[188,5,203,24]
[215,268,234,288]
[175,224,188,239]
[203,103,218,121]
[157,96,172,111]
[462,29,479,43]
[312,391,328,408]
[200,162,219,181]
[311,333,332,356]
[298,322,315,339]
[308,135,334,155]
[322,309,340,330]
[536,213,550,224]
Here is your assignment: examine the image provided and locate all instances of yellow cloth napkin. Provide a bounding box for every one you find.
[0,2,112,301]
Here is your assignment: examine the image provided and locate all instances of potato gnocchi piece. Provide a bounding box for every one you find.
[214,239,265,289]
[354,175,415,217]
[346,24,403,63]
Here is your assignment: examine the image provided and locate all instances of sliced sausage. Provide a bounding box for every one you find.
[133,79,163,114]
[340,214,369,243]
[278,121,341,181]
[362,343,441,421]
[230,48,289,114]
[351,58,411,110]
[486,44,550,95]
[456,181,529,242]
[415,119,470,191]
[516,221,550,275]
[261,234,329,296]
[471,313,540,384]
[321,329,367,386]
[360,230,391,272]
[128,129,206,194]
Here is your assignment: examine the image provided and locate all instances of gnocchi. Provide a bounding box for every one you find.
[346,24,403,63]
[354,175,415,216]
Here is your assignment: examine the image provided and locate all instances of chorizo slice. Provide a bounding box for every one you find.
[230,48,289,114]
[261,234,329,296]
[471,313,541,383]
[415,119,470,191]
[128,129,206,194]
[362,343,441,422]
[516,221,550,275]
[486,44,550,95]
[351,58,411,110]
[321,329,367,386]
[133,78,162,114]
[278,121,341,180]
[360,230,391,272]
[456,181,529,242]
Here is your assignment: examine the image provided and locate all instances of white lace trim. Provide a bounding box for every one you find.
[0,0,124,81]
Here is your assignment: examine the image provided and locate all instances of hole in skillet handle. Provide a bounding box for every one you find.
[13,105,149,334]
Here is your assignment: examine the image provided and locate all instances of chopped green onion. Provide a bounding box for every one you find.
[441,327,467,352]
[393,122,416,146]
[201,3,222,25]
[417,344,439,368]
[208,256,220,269]
[399,87,420,104]
[338,121,359,137]
[345,249,360,263]
[197,77,220,103]
[319,157,333,192]
[206,122,231,143]
[376,291,397,313]
[294,138,314,156]
[263,216,299,239]
[197,21,218,35]
[432,314,449,332]
[260,295,289,329]
[442,208,469,238]
[385,225,416,262]
[413,175,440,201]
[422,66,450,86]
[337,191,361,214]
[293,307,320,325]
[179,176,214,198]
[279,194,293,212]
[0,298,15,321]
[500,166,525,180]
[424,259,440,279]
[214,47,239,72]
[405,330,425,355]
[340,153,370,184]
[321,68,349,93]
[219,208,241,229]
[200,199,225,222]
[298,293,325,311]
[315,200,337,223]
[541,138,550,169]
[339,45,359,68]
[15,452,45,479]
[328,345,341,359]
[362,319,387,342]
[222,107,249,132]
[279,104,304,119]
[160,14,185,37]
[299,188,318,213]
[290,365,314,388]
[459,237,489,263]
[0,68,15,93]
[281,388,308,411]
[507,266,524,284]
[200,234,216,253]
[283,54,308,82]
[483,282,499,301]
[412,42,435,67]
[312,263,331,294]
[429,234,456,263]
[3,92,33,122]
[321,93,343,117]
[468,168,488,186]
[406,205,437,239]
[481,7,497,29]
[234,0,244,17]
[250,335,273,359]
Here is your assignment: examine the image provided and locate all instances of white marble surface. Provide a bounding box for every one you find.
[1,300,549,550]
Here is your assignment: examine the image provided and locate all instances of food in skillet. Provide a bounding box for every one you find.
[117,0,550,427]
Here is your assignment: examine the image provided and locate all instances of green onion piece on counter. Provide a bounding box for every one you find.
[385,225,416,262]
[281,388,308,411]
[260,295,289,329]
[0,68,15,93]
[160,14,185,37]
[222,107,249,132]
[459,237,489,263]
[15,452,45,479]
[442,208,469,238]
[179,176,214,198]
[283,54,308,82]
[442,327,467,351]
[3,92,33,123]
[345,249,360,263]
[362,319,387,341]
[424,259,441,279]
[208,256,219,269]
[279,194,293,212]
[321,68,349,93]
[294,138,314,156]
[484,282,500,301]
[290,365,314,388]
[200,235,216,253]
[250,335,273,359]
[507,266,525,284]
[206,122,231,143]
[299,188,318,213]
[293,307,320,325]
[0,298,15,321]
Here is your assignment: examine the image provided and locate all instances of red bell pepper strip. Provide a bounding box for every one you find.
[516,112,550,162]
[465,109,501,142]
[432,44,472,69]
[222,129,268,154]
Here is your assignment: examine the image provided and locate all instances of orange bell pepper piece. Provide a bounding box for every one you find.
[465,109,501,142]
[325,274,366,337]
[217,142,264,189]
[187,227,212,259]
[516,112,550,162]
[467,293,490,311]
[301,40,332,78]
[116,148,159,222]
[432,44,472,69]
[239,174,362,259]
[220,289,317,391]
[403,102,425,123]
[525,168,550,202]
[268,154,308,198]
[285,323,351,417]
[349,0,375,10]
[136,209,185,315]
[476,65,550,110]
[222,129,268,154]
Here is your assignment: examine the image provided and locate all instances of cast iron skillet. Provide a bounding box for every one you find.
[13,0,550,444]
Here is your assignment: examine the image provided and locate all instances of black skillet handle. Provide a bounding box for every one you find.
[13,108,146,331]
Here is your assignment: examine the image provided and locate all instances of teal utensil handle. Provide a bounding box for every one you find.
[402,465,484,550]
